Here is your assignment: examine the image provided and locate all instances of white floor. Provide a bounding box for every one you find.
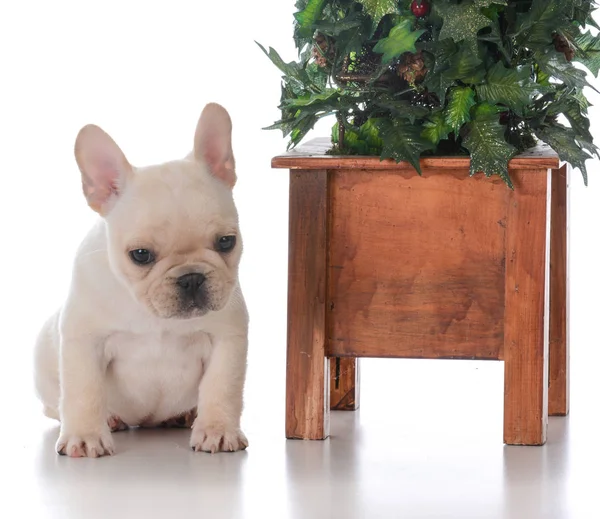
[3,356,599,519]
[1,2,600,517]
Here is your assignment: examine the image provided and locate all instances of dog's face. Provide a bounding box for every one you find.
[74,103,242,319]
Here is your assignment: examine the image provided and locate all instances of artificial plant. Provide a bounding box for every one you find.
[259,0,600,187]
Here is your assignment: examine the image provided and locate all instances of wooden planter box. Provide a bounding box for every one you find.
[272,138,569,446]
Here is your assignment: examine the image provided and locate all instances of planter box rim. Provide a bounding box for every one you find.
[272,137,560,171]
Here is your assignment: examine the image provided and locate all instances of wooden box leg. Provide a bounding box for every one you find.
[286,170,330,440]
[549,165,570,416]
[330,358,360,410]
[503,170,551,446]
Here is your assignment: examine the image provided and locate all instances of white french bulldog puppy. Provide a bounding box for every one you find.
[34,103,249,458]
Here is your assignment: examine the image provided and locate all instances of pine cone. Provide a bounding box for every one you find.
[312,33,334,67]
[397,51,427,84]
[552,33,575,61]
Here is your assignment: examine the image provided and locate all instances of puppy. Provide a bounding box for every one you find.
[34,103,249,457]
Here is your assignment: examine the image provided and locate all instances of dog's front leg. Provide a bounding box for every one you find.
[56,333,114,458]
[190,333,248,453]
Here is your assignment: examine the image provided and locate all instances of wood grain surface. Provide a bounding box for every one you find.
[285,169,330,440]
[272,138,560,171]
[503,169,551,445]
[549,164,570,416]
[330,357,360,410]
[327,168,508,360]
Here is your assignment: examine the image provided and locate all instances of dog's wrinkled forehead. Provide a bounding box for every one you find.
[106,159,238,247]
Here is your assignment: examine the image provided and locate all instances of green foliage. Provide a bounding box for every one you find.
[294,0,327,38]
[463,110,517,187]
[476,62,546,115]
[445,87,476,134]
[421,112,452,145]
[356,0,399,33]
[574,30,600,76]
[373,19,425,63]
[376,118,435,174]
[260,0,600,187]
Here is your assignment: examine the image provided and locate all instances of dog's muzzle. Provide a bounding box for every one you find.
[176,273,208,310]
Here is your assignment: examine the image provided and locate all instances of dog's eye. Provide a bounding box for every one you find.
[217,235,236,253]
[129,249,155,265]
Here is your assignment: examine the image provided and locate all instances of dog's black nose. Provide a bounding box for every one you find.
[176,273,206,298]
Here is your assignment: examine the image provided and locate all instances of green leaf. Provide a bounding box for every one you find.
[445,87,476,134]
[256,42,314,94]
[477,12,512,63]
[306,62,327,91]
[332,13,373,63]
[434,0,496,54]
[421,112,452,145]
[294,0,327,38]
[313,11,370,37]
[373,19,426,63]
[289,114,320,148]
[463,114,517,187]
[547,94,594,145]
[534,124,592,185]
[332,119,383,155]
[472,102,506,119]
[419,39,458,104]
[372,97,430,123]
[418,38,458,73]
[282,88,339,108]
[356,0,399,32]
[423,70,455,105]
[476,62,546,114]
[375,118,435,174]
[444,45,485,83]
[536,50,590,89]
[512,0,563,50]
[574,30,600,77]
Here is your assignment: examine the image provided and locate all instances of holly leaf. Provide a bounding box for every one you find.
[419,38,458,105]
[476,62,546,115]
[282,89,340,110]
[256,42,313,94]
[434,0,496,54]
[423,70,455,105]
[444,45,485,83]
[372,97,429,123]
[534,124,592,185]
[574,30,600,77]
[306,62,327,91]
[421,112,452,145]
[472,102,506,119]
[375,118,435,173]
[478,11,512,63]
[356,0,399,32]
[313,11,370,37]
[294,0,327,38]
[463,114,517,187]
[547,93,594,146]
[418,38,458,73]
[512,0,564,51]
[445,87,476,134]
[536,50,590,90]
[329,12,373,64]
[373,19,426,63]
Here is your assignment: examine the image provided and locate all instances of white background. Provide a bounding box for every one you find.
[0,1,598,516]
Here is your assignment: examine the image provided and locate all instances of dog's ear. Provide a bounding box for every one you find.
[74,124,132,214]
[193,103,236,188]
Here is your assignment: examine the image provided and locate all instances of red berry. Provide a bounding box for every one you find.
[411,0,430,17]
[499,111,509,124]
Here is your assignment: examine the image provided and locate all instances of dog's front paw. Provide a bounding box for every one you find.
[56,428,115,458]
[190,423,248,453]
